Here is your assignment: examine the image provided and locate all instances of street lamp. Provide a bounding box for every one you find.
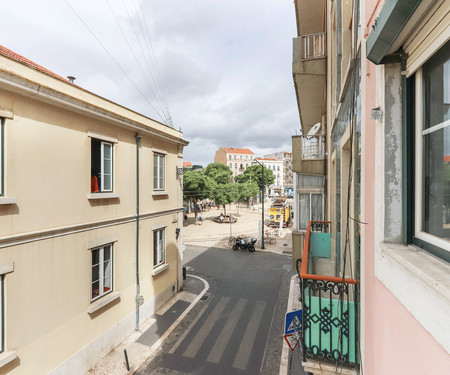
[254,159,265,249]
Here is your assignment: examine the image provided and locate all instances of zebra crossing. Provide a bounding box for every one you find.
[169,296,269,372]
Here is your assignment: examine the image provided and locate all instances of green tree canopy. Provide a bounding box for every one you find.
[203,163,233,185]
[183,170,215,218]
[235,164,275,188]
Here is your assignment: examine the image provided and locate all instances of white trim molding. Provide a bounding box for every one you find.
[0,197,16,205]
[87,193,120,200]
[376,242,450,353]
[152,148,168,155]
[0,262,13,275]
[87,131,118,144]
[152,263,169,276]
[87,291,121,314]
[0,351,18,368]
[87,236,118,250]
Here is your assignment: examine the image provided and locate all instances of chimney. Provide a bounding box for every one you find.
[67,76,76,84]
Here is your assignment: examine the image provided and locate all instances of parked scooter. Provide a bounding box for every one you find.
[233,236,257,252]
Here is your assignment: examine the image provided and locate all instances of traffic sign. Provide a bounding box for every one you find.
[284,333,299,351]
[285,309,302,335]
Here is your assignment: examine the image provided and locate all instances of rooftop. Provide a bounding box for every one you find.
[222,147,254,155]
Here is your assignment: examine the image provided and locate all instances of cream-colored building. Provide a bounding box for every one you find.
[0,46,188,374]
[253,157,284,196]
[213,147,255,177]
[263,151,293,195]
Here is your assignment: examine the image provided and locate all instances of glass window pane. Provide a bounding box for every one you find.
[311,194,323,221]
[422,129,450,242]
[92,249,100,265]
[103,276,112,293]
[92,264,100,282]
[103,143,112,159]
[298,194,310,230]
[103,174,112,191]
[91,280,100,299]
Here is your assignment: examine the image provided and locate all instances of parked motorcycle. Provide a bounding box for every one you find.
[233,236,257,252]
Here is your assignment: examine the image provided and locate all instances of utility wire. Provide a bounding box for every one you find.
[104,0,169,124]
[130,0,172,126]
[64,0,168,125]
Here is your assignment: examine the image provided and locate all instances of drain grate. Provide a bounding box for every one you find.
[200,294,210,301]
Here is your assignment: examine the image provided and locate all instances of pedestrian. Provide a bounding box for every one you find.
[199,213,203,225]
[183,212,188,226]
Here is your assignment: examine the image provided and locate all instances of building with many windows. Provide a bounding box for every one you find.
[292,0,450,374]
[253,157,284,196]
[214,147,255,177]
[263,151,293,195]
[0,46,188,374]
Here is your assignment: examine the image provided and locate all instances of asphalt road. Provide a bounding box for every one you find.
[136,244,294,375]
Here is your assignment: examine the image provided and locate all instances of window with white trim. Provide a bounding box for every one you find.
[414,41,450,255]
[153,228,165,267]
[297,192,324,231]
[91,245,113,301]
[91,139,113,193]
[0,118,4,196]
[153,153,165,191]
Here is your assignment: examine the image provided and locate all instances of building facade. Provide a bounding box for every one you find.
[0,47,188,374]
[263,151,293,195]
[292,0,450,374]
[254,157,284,196]
[214,147,255,177]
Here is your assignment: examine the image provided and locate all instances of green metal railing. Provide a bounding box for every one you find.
[299,221,359,367]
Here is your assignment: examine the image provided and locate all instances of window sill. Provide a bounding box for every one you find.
[0,197,16,205]
[0,351,18,368]
[87,291,120,314]
[87,193,120,200]
[152,191,168,197]
[152,263,169,276]
[376,242,450,352]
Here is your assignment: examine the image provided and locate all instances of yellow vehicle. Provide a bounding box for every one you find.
[269,198,291,227]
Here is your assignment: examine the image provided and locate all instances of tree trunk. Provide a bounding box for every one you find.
[223,204,227,216]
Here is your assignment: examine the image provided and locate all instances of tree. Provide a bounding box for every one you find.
[235,165,275,189]
[203,163,235,214]
[203,163,233,184]
[183,170,215,221]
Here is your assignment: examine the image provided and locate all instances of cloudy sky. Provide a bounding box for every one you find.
[1,0,300,166]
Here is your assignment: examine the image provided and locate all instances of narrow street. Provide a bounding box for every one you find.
[136,244,294,375]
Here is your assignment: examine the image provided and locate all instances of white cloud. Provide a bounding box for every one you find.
[1,0,298,166]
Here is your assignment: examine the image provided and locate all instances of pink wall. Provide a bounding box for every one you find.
[362,1,450,373]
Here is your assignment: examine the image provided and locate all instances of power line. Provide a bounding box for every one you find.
[64,0,168,125]
[104,0,169,124]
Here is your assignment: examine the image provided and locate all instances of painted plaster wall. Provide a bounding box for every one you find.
[0,57,184,373]
[362,1,450,373]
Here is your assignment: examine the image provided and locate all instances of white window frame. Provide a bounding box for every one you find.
[414,68,450,253]
[0,275,4,353]
[91,244,113,302]
[91,139,113,193]
[153,228,165,268]
[297,192,324,231]
[153,153,165,191]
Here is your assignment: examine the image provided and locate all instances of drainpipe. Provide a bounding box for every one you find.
[135,134,142,331]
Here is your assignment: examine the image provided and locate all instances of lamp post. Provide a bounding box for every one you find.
[254,159,265,249]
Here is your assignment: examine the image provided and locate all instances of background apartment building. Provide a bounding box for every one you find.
[214,147,255,177]
[0,46,188,374]
[254,157,284,196]
[264,151,293,196]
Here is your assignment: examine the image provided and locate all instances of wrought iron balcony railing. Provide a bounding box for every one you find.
[302,135,326,160]
[299,221,359,368]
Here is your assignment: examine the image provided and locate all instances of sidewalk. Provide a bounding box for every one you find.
[87,275,208,375]
[183,203,293,256]
[88,202,294,374]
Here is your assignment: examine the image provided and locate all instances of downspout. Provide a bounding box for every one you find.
[135,133,142,331]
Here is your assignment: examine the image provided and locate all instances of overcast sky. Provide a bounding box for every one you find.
[1,0,300,166]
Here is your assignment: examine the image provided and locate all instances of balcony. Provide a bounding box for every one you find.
[292,33,326,136]
[299,221,359,370]
[292,135,326,175]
